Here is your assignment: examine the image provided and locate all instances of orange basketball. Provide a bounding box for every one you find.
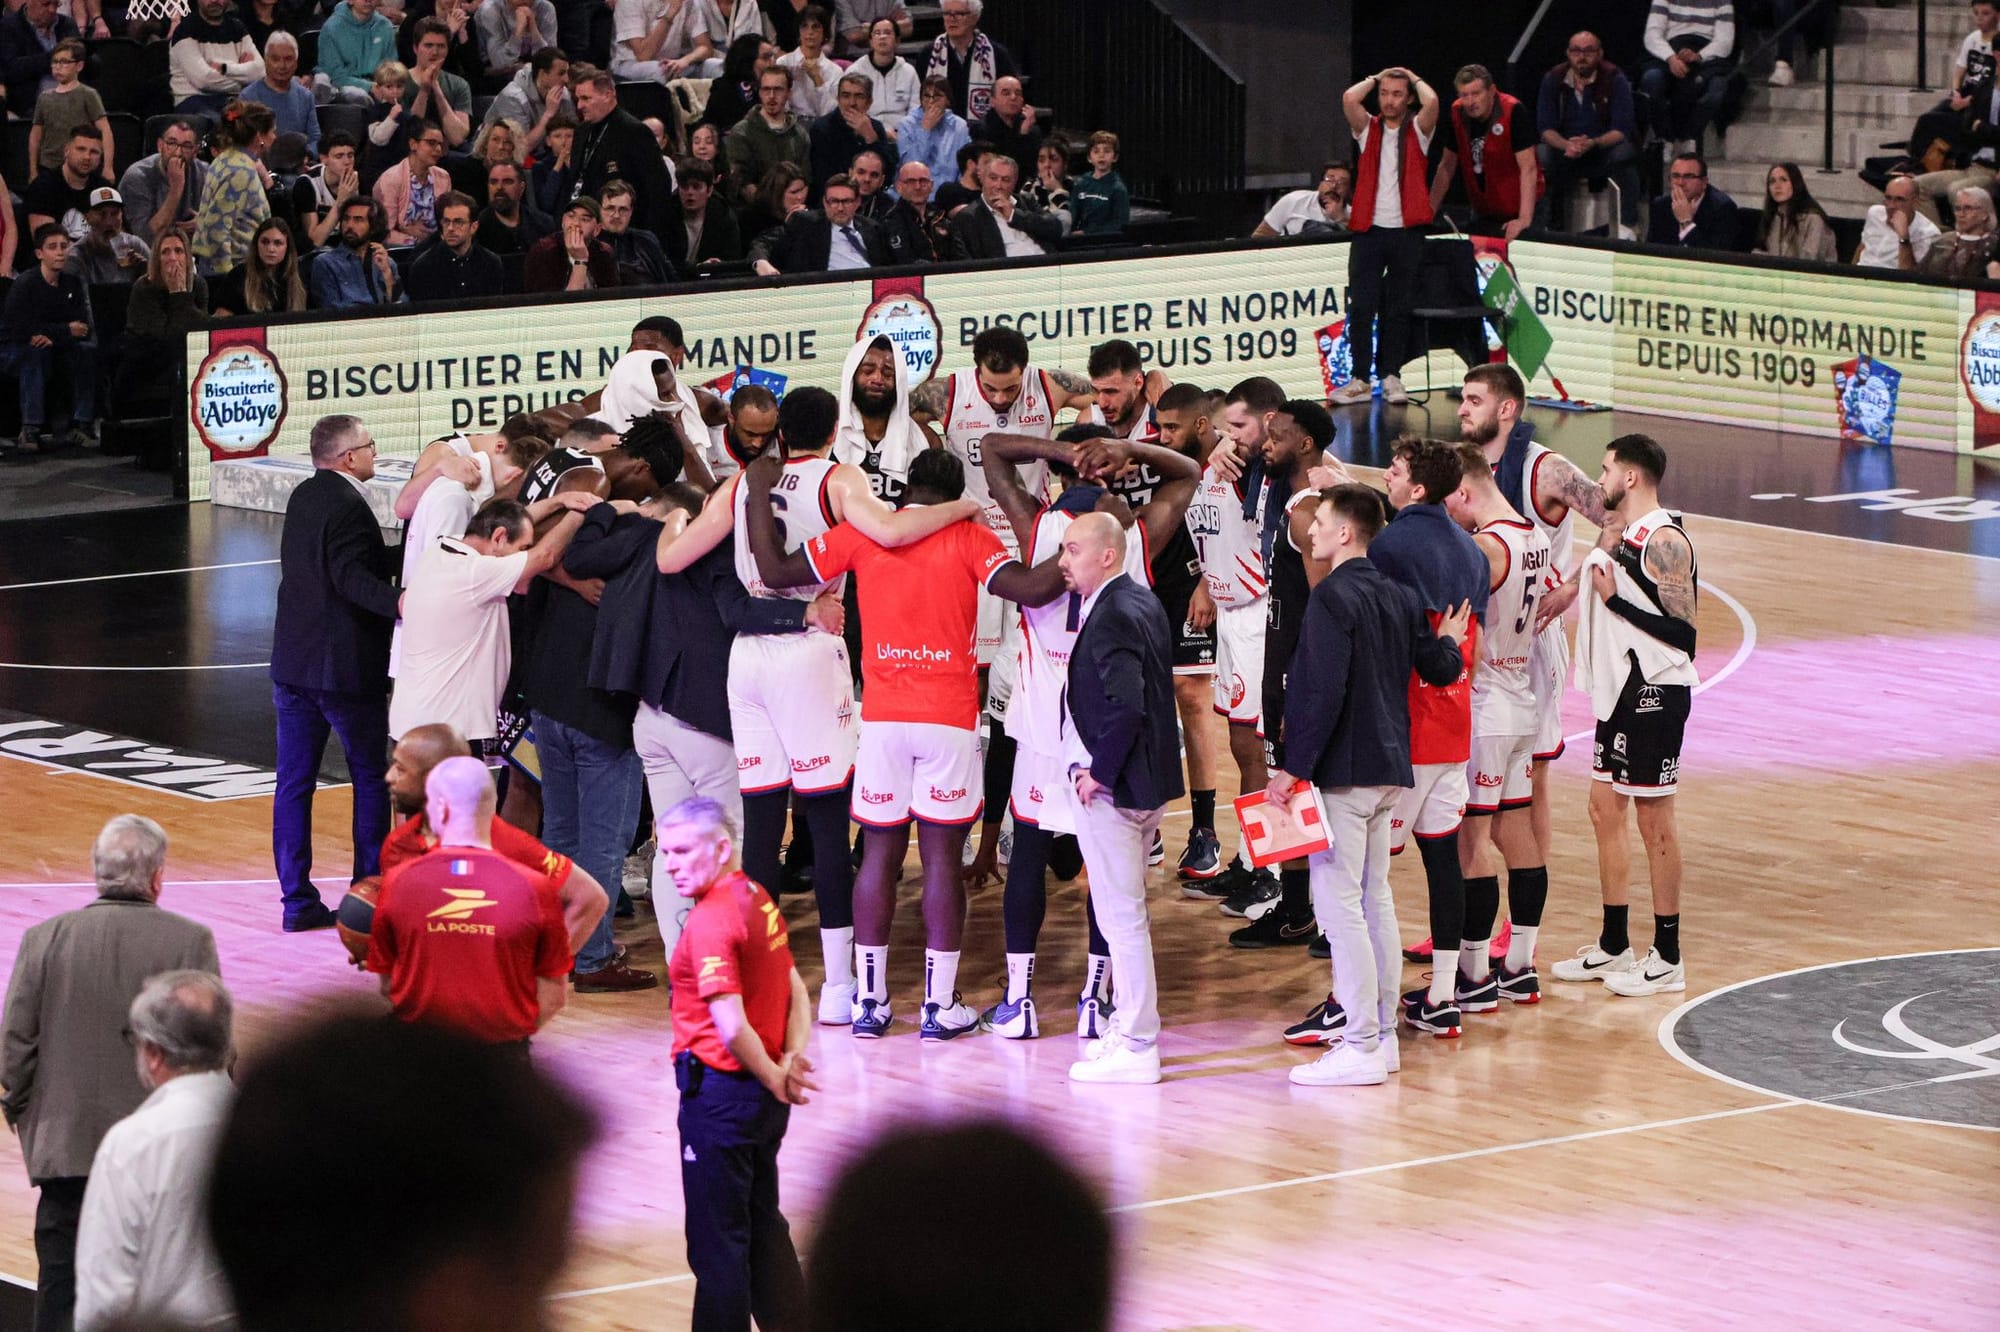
[336,877,382,966]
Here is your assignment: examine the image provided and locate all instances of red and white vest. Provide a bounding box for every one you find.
[1350,113,1433,232]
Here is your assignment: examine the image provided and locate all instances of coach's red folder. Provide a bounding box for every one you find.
[1234,783,1332,867]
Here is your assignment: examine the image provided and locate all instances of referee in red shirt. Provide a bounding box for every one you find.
[367,757,574,1047]
[662,794,816,1332]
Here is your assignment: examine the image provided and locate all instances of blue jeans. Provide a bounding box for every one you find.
[271,682,389,921]
[533,713,642,973]
[10,341,98,428]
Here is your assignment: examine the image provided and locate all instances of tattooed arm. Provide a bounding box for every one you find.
[1642,527,1698,622]
[1537,452,1609,529]
[1044,367,1097,415]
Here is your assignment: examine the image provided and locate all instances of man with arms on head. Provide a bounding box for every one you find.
[1648,152,1738,249]
[118,119,208,244]
[208,1016,597,1332]
[406,189,507,300]
[660,796,815,1331]
[1268,487,1471,1087]
[369,757,575,1042]
[1334,66,1439,407]
[1059,511,1182,1084]
[946,151,1063,259]
[1535,31,1641,236]
[270,415,404,931]
[73,972,235,1332]
[1557,434,1699,997]
[1430,63,1540,240]
[1366,438,1487,1040]
[744,447,1066,1041]
[1168,380,1275,907]
[310,197,407,308]
[1252,162,1351,238]
[2,816,220,1332]
[752,170,894,275]
[978,425,1197,1040]
[925,0,1014,121]
[656,386,980,1023]
[1442,442,1553,1010]
[1856,172,1942,269]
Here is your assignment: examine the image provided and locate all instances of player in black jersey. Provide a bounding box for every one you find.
[1233,401,1345,954]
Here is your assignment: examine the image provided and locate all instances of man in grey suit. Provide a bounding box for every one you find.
[1,815,220,1332]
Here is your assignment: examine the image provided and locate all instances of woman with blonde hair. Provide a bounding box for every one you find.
[121,231,212,413]
[211,216,307,316]
[457,115,525,205]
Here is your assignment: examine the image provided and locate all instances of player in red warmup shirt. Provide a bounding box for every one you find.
[377,722,609,955]
[741,446,1068,1042]
[368,757,574,1047]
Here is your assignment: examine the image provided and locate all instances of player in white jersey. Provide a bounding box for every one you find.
[654,387,980,1022]
[1559,434,1699,998]
[976,425,1198,1039]
[1444,443,1554,1008]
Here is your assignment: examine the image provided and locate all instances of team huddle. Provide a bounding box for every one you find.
[355,315,1701,1089]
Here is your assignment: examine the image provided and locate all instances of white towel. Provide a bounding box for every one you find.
[1573,546,1699,720]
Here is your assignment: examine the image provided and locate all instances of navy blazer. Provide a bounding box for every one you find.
[1281,559,1467,790]
[1647,184,1740,250]
[1065,573,1183,813]
[270,469,401,695]
[767,209,896,274]
[563,504,806,741]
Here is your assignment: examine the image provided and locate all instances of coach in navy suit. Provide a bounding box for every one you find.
[1060,511,1181,1085]
[269,414,403,932]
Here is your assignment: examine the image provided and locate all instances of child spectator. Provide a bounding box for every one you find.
[30,40,113,180]
[1070,130,1129,237]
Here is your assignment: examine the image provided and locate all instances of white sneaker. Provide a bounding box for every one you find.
[1069,1030,1162,1084]
[1767,60,1794,87]
[1329,378,1372,406]
[1551,943,1637,983]
[1603,947,1686,996]
[920,997,983,1040]
[818,980,857,1026]
[1289,1039,1388,1087]
[1380,1030,1400,1074]
[623,842,654,899]
[1380,374,1409,405]
[1617,222,1639,242]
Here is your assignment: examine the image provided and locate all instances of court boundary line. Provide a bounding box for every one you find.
[1560,575,1757,746]
[0,559,281,592]
[1657,947,2000,1136]
[0,662,270,672]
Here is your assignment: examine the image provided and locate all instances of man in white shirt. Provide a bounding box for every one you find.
[73,971,236,1332]
[1856,173,1943,268]
[611,0,708,83]
[388,495,592,745]
[945,152,1063,258]
[1252,162,1352,237]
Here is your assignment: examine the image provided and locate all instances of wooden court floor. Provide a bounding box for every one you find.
[0,509,1993,1330]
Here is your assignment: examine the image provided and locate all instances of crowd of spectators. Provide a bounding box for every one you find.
[0,0,1163,451]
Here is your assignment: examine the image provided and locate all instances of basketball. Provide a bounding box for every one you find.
[336,878,382,966]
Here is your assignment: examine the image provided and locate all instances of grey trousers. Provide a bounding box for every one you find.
[1309,784,1403,1052]
[1072,794,1164,1046]
[634,701,743,953]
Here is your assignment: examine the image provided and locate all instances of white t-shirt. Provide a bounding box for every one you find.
[1355,119,1434,230]
[1261,188,1332,235]
[613,0,694,62]
[993,206,1045,257]
[1856,205,1940,268]
[778,48,841,118]
[388,537,530,741]
[1957,28,1996,81]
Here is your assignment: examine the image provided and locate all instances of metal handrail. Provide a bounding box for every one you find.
[1502,0,1559,94]
[1730,0,1839,172]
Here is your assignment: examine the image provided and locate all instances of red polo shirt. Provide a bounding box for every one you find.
[668,872,794,1072]
[368,844,572,1044]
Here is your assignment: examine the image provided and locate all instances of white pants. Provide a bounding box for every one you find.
[1309,784,1402,1052]
[632,701,741,953]
[1072,794,1163,1046]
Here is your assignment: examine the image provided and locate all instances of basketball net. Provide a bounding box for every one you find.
[123,0,189,24]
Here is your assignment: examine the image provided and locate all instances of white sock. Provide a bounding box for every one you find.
[925,948,960,1006]
[858,943,889,1001]
[820,926,854,991]
[1460,939,1492,984]
[1428,950,1461,1005]
[1507,924,1539,973]
[1082,953,1111,1001]
[1005,952,1035,1003]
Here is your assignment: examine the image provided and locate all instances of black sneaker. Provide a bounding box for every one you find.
[15,427,43,455]
[1183,860,1245,902]
[1400,987,1463,1038]
[1146,830,1166,867]
[1177,826,1222,880]
[1229,909,1317,949]
[1454,972,1500,1013]
[1283,994,1348,1045]
[1308,930,1330,960]
[1496,962,1542,1005]
[1218,867,1280,919]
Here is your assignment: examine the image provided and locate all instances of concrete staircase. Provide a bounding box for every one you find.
[1712,3,1960,218]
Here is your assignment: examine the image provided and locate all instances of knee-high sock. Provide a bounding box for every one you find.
[1049,833,1084,880]
[1460,874,1500,982]
[1417,834,1464,951]
[982,730,1016,831]
[802,786,854,931]
[1003,821,1051,954]
[741,789,790,898]
[1279,865,1311,921]
[1506,866,1548,971]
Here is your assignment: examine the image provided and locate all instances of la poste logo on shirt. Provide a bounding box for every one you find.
[859,277,943,384]
[191,332,288,459]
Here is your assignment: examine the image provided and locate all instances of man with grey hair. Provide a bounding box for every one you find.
[271,414,405,933]
[74,972,235,1331]
[2,816,219,1332]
